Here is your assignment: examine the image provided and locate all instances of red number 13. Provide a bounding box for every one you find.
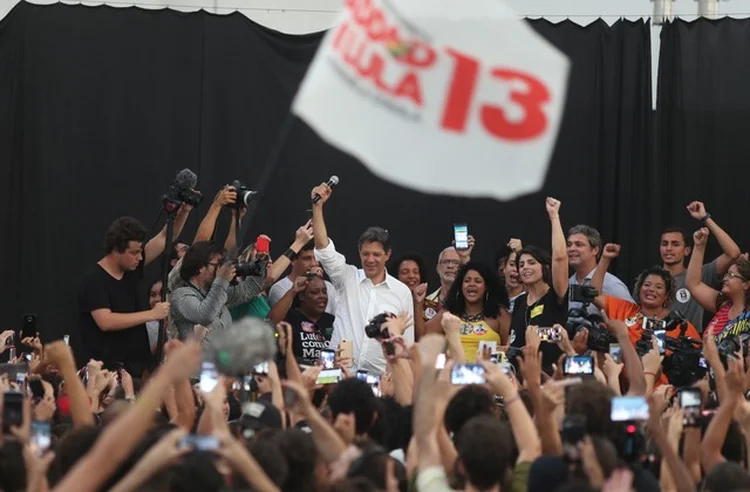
[441,48,551,141]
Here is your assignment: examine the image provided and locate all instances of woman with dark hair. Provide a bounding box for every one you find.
[590,244,701,346]
[508,198,569,369]
[390,253,429,339]
[424,261,510,361]
[687,228,750,341]
[268,272,335,366]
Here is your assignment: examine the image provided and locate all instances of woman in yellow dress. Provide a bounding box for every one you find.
[425,261,510,361]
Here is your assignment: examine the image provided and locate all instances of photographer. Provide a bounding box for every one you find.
[169,241,267,343]
[78,208,191,376]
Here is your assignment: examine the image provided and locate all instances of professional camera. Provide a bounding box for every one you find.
[365,313,393,340]
[228,180,257,210]
[662,335,706,387]
[717,332,750,363]
[234,260,263,278]
[164,176,203,208]
[635,309,687,356]
[566,285,612,352]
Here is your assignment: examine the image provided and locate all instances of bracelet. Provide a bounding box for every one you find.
[282,247,296,260]
[700,213,712,223]
[644,371,657,378]
[503,392,521,407]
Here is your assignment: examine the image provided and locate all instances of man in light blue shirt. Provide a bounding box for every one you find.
[567,225,633,313]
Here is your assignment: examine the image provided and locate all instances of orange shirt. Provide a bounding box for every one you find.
[604,296,702,386]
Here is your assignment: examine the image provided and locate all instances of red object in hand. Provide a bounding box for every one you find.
[256,235,271,256]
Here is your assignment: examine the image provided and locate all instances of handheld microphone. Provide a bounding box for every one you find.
[205,318,278,378]
[174,168,198,191]
[311,175,339,204]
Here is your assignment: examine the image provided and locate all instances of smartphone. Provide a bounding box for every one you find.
[28,378,45,402]
[561,414,587,461]
[643,317,666,332]
[339,340,353,361]
[179,435,220,451]
[319,349,336,370]
[356,371,381,397]
[478,341,497,354]
[2,391,24,433]
[255,235,271,256]
[29,421,51,456]
[609,343,622,364]
[199,361,219,393]
[450,364,486,385]
[698,357,708,369]
[21,314,37,339]
[610,396,649,422]
[538,326,561,342]
[15,372,27,386]
[435,353,447,369]
[680,387,702,426]
[564,356,594,376]
[253,362,269,375]
[316,368,342,385]
[63,334,70,346]
[654,330,666,354]
[283,387,298,408]
[453,224,469,250]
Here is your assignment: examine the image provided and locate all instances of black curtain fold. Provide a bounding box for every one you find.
[0,2,654,340]
[657,18,750,262]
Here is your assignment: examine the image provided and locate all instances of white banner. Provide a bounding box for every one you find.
[292,0,570,200]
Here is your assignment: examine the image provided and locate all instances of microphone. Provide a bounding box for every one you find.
[311,175,339,204]
[205,318,278,377]
[174,168,197,191]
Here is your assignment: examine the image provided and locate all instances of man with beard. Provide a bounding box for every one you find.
[658,201,740,330]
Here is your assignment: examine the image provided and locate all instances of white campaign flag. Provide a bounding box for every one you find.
[292,0,570,200]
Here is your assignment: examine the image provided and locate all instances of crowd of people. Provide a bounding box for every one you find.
[1,180,750,492]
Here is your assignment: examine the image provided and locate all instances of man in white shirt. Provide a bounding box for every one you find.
[310,181,414,374]
[268,241,337,315]
[567,224,634,313]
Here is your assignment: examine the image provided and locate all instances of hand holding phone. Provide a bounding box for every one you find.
[319,349,336,370]
[451,364,486,385]
[564,356,594,376]
[453,224,469,250]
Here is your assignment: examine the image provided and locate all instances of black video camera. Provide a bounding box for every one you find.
[228,180,257,210]
[365,313,394,340]
[661,335,706,387]
[566,285,612,352]
[165,182,202,208]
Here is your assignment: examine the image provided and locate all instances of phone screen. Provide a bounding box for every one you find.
[680,388,702,408]
[2,391,24,432]
[538,326,561,342]
[609,343,622,364]
[253,362,269,375]
[654,330,666,354]
[316,368,342,385]
[450,364,486,385]
[319,350,336,370]
[199,361,219,393]
[453,224,469,250]
[30,421,51,456]
[611,396,649,421]
[564,356,594,376]
[179,435,220,451]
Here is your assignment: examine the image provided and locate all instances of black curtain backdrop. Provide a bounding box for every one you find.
[0,2,655,343]
[657,19,750,260]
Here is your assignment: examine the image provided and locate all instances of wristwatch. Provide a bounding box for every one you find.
[700,213,712,223]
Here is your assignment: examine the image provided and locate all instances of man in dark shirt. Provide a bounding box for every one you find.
[78,208,190,375]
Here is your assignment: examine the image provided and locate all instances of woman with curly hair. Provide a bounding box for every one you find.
[687,228,750,341]
[425,261,510,361]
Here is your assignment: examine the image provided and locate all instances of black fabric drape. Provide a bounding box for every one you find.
[657,19,750,260]
[0,3,654,343]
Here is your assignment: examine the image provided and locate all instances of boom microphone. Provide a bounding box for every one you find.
[311,175,339,204]
[174,168,198,191]
[205,318,277,377]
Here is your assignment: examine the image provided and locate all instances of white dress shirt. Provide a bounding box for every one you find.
[315,239,414,374]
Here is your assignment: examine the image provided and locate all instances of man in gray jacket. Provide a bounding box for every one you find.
[170,241,266,343]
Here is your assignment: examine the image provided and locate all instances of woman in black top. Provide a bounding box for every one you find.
[269,274,335,366]
[509,197,569,370]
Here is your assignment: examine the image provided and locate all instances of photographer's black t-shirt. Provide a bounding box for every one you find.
[509,288,568,370]
[78,264,151,376]
[285,309,335,366]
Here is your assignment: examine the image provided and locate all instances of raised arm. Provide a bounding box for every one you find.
[267,221,314,283]
[268,277,307,324]
[310,185,355,286]
[311,182,332,250]
[194,186,237,244]
[686,228,720,313]
[687,201,741,276]
[591,244,621,310]
[547,197,568,301]
[144,204,192,266]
